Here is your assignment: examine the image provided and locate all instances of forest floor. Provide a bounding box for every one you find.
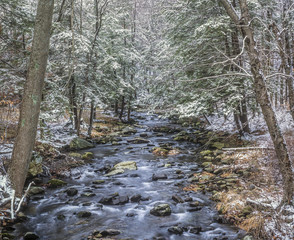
[1,109,294,239]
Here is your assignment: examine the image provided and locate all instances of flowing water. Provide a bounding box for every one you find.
[14,113,246,240]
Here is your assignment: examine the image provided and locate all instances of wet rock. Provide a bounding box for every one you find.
[77,211,91,218]
[150,203,171,216]
[129,173,140,178]
[189,226,202,234]
[126,213,137,217]
[140,133,149,137]
[168,226,183,235]
[105,161,137,177]
[112,196,129,205]
[69,137,94,150]
[66,187,78,196]
[130,194,142,202]
[127,137,150,144]
[122,127,137,135]
[100,229,121,236]
[82,202,92,206]
[187,207,202,212]
[47,179,67,188]
[81,192,96,197]
[92,180,105,185]
[172,195,184,203]
[189,201,200,207]
[184,197,193,202]
[152,173,168,181]
[82,152,94,160]
[104,168,125,176]
[24,232,39,240]
[29,187,44,195]
[57,214,66,220]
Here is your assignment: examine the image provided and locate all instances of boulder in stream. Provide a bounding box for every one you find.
[152,173,168,181]
[66,187,78,196]
[29,187,44,195]
[150,203,172,216]
[168,226,184,235]
[69,138,94,150]
[47,179,67,188]
[104,161,137,177]
[77,211,91,218]
[24,232,39,240]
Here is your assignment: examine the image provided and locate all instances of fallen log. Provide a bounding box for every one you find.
[222,147,274,151]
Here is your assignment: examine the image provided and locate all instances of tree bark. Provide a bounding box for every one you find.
[8,0,54,197]
[88,101,95,137]
[220,0,294,204]
[119,96,125,121]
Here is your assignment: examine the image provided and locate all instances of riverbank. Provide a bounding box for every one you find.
[1,111,293,239]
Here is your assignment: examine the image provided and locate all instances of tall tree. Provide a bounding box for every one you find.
[7,0,54,197]
[220,0,294,204]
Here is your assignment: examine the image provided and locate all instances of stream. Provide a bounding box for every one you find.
[14,113,246,240]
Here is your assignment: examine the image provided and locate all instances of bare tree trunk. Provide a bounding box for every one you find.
[119,96,125,121]
[88,101,94,137]
[8,0,54,197]
[114,100,119,115]
[221,0,294,204]
[127,101,131,122]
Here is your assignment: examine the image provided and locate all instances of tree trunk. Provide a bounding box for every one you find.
[114,100,119,115]
[88,101,94,137]
[220,0,294,204]
[8,0,54,197]
[127,101,131,122]
[240,98,250,133]
[119,96,125,121]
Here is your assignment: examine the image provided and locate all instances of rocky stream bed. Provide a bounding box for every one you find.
[7,113,250,240]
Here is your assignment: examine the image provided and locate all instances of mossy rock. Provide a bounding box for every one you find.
[28,153,43,177]
[82,152,94,160]
[92,180,105,184]
[29,187,45,195]
[240,206,253,217]
[69,152,82,158]
[200,150,213,156]
[203,156,214,161]
[152,147,169,156]
[1,233,15,240]
[202,162,212,168]
[47,179,67,188]
[212,142,225,150]
[69,138,94,150]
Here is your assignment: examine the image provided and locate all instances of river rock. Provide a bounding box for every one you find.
[92,180,105,185]
[122,127,137,135]
[100,229,121,236]
[150,203,171,216]
[172,195,184,203]
[130,194,142,202]
[189,226,202,234]
[127,137,150,144]
[24,232,39,240]
[168,226,183,235]
[152,173,168,181]
[66,187,78,196]
[69,137,94,150]
[112,196,129,205]
[105,161,137,176]
[29,187,44,195]
[47,179,67,188]
[77,211,91,218]
[82,152,94,160]
[140,133,149,137]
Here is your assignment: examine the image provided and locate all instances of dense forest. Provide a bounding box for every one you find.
[2,0,294,239]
